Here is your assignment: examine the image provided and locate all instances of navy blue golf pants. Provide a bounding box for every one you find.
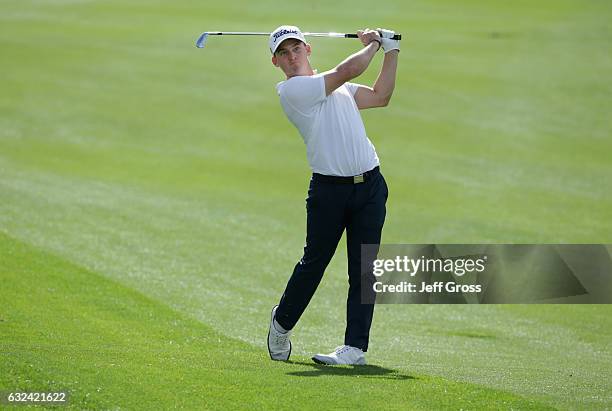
[275,168,388,352]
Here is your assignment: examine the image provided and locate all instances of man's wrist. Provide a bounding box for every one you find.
[369,40,381,51]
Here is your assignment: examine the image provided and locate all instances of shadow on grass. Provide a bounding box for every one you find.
[286,361,415,380]
[446,331,496,339]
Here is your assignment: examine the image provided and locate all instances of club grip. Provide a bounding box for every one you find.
[346,33,402,40]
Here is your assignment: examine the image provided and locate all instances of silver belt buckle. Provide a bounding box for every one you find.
[353,174,364,184]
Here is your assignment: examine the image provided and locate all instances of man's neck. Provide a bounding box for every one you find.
[286,66,315,79]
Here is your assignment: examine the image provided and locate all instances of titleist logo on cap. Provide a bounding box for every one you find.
[273,29,299,42]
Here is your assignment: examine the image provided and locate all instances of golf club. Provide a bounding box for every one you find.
[195,31,402,48]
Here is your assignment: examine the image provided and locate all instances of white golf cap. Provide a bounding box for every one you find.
[269,25,306,54]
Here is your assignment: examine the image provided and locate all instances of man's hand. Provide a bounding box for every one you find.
[357,29,382,50]
[377,28,400,53]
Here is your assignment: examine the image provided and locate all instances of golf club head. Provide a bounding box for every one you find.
[195,32,209,48]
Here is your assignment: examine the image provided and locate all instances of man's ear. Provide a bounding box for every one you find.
[305,43,312,57]
[272,55,278,67]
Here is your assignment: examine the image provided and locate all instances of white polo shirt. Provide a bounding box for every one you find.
[276,73,380,177]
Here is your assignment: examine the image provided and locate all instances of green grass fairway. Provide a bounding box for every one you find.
[1,233,560,409]
[1,0,611,409]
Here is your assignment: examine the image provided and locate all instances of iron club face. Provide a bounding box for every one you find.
[195,32,209,48]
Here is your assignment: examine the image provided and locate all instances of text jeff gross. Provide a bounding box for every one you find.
[373,281,482,293]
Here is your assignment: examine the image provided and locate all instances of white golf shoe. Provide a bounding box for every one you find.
[267,306,292,361]
[312,345,367,365]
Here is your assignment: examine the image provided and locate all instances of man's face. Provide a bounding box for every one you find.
[272,39,312,78]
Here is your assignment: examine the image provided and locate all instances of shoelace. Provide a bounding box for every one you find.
[334,345,351,355]
[274,332,289,346]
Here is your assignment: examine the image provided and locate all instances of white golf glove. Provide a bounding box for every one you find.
[377,28,400,53]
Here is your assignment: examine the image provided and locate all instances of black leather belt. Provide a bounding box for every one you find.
[312,166,380,184]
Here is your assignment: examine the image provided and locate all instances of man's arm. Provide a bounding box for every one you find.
[322,29,382,96]
[353,50,399,109]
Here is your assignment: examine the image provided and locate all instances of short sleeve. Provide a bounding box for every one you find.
[345,82,360,96]
[279,74,326,114]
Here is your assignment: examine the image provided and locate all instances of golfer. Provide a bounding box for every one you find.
[267,25,399,365]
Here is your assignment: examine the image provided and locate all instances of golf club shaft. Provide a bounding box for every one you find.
[202,31,401,40]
